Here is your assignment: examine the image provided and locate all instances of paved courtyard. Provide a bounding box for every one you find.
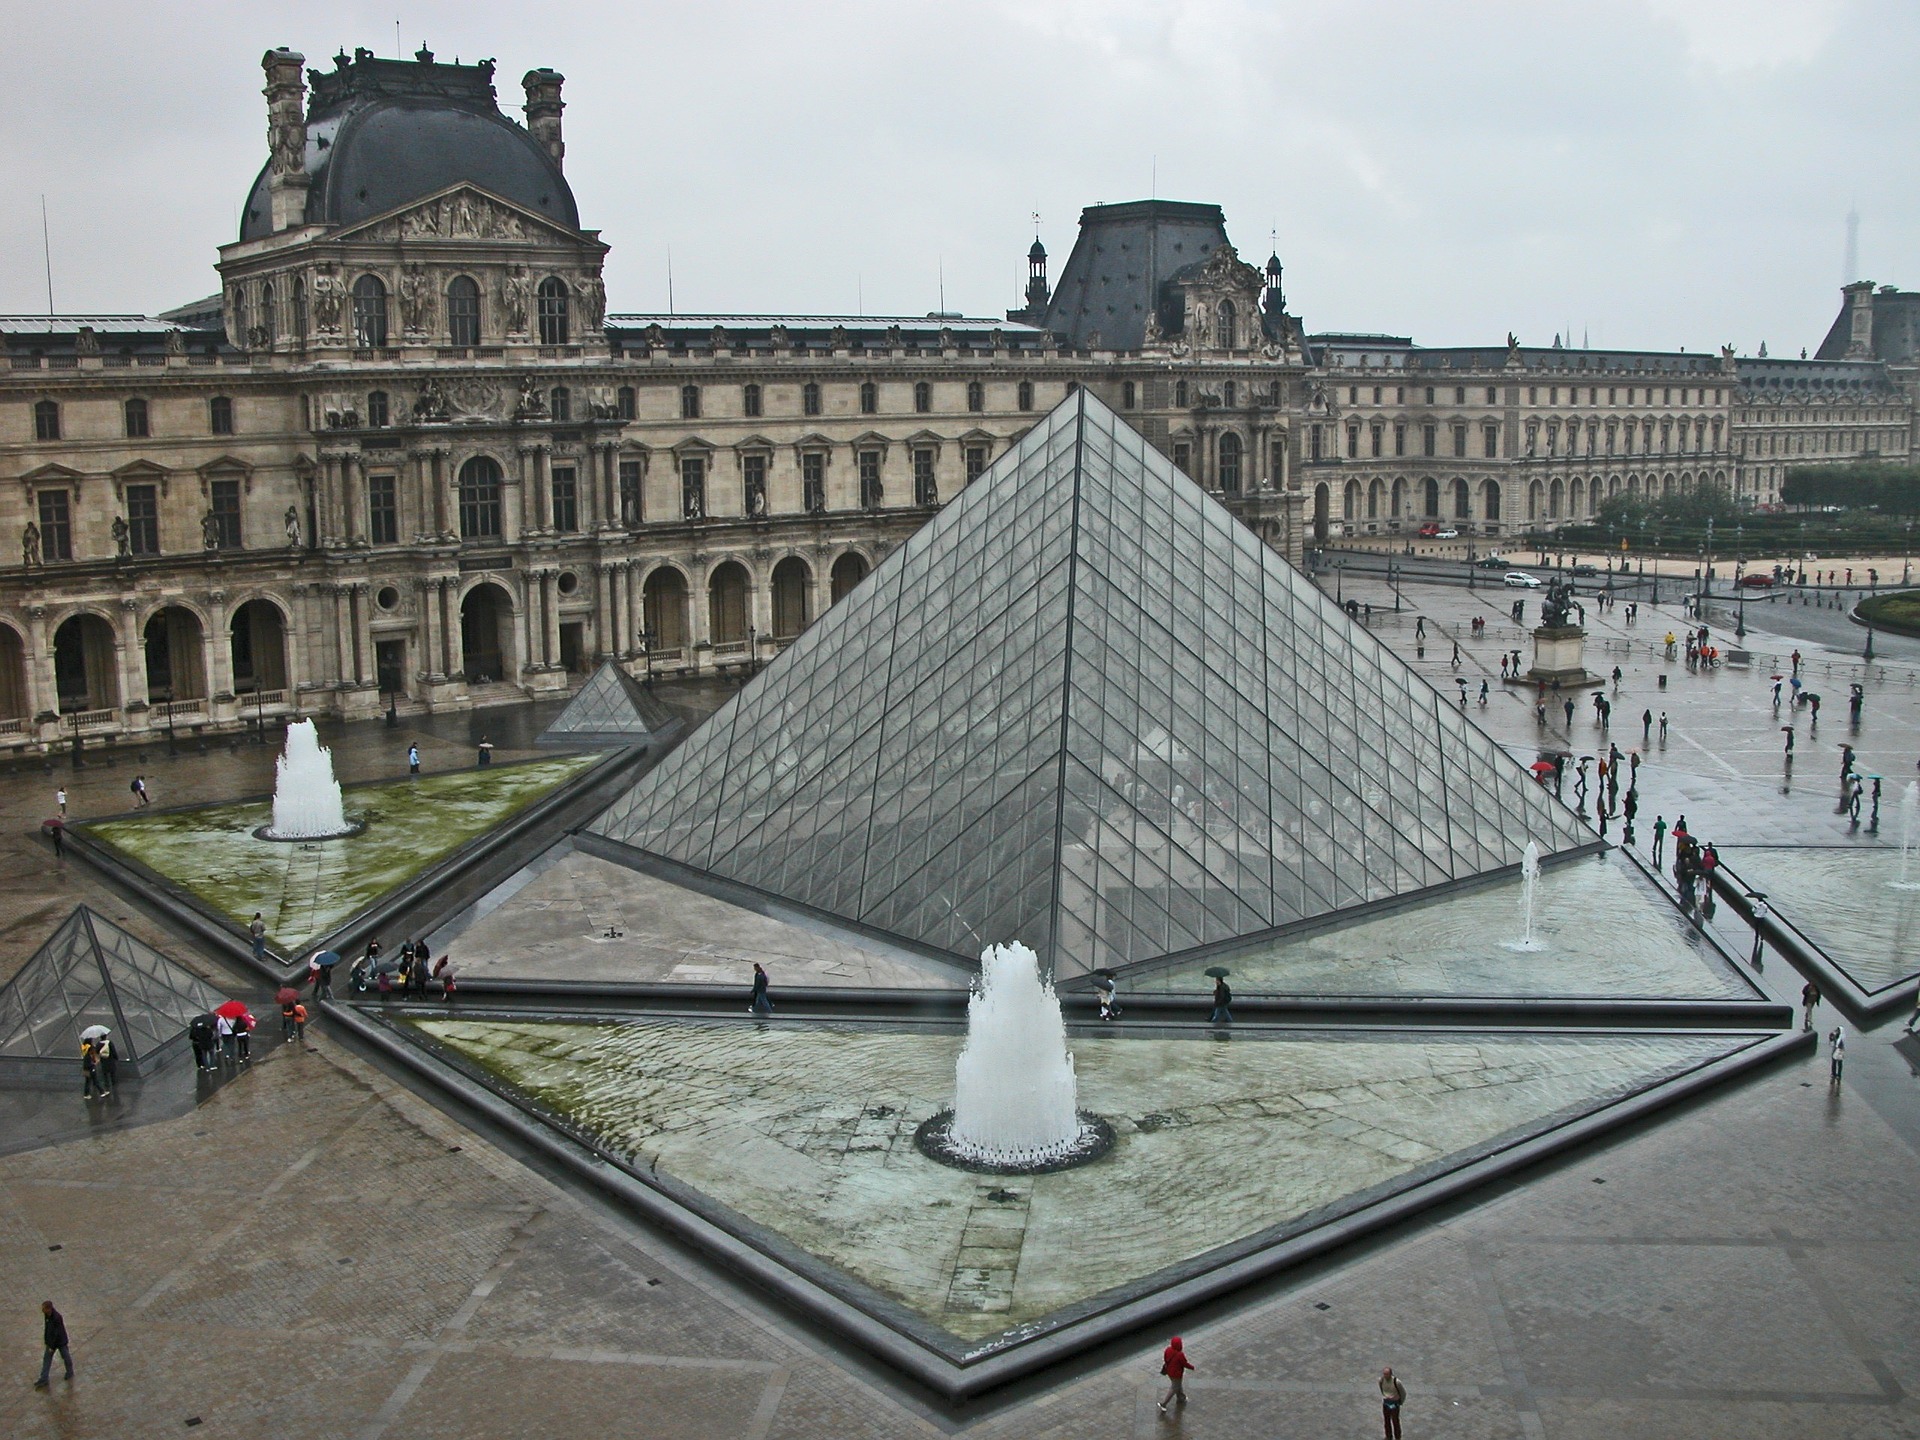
[2,591,1919,1437]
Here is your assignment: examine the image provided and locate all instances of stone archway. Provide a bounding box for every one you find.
[643,568,689,659]
[460,582,515,684]
[708,561,750,651]
[1313,483,1330,542]
[143,605,206,702]
[830,552,869,603]
[771,556,812,640]
[0,624,25,722]
[54,613,119,712]
[1422,477,1439,518]
[230,599,288,695]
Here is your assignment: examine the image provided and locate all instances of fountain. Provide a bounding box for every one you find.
[1896,782,1920,891]
[259,720,359,840]
[915,942,1112,1174]
[1502,840,1546,951]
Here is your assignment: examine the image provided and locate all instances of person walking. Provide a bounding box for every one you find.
[48,822,63,859]
[1096,971,1120,1021]
[281,996,300,1044]
[98,1032,118,1093]
[1828,1026,1845,1084]
[407,743,420,777]
[749,962,773,1016]
[1904,985,1920,1036]
[1379,1366,1408,1439]
[1157,1336,1195,1414]
[1651,815,1667,867]
[1563,697,1575,729]
[55,786,66,818]
[476,736,493,767]
[292,1001,308,1042]
[1478,679,1489,706]
[189,1011,217,1071]
[1801,981,1821,1033]
[1209,975,1233,1026]
[1450,640,1460,669]
[1783,727,1795,758]
[33,1301,73,1388]
[249,912,267,962]
[1658,712,1668,742]
[80,1039,105,1100]
[1642,708,1653,741]
[131,774,150,807]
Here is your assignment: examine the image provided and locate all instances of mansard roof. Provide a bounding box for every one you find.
[1038,200,1238,351]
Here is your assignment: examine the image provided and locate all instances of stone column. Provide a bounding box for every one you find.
[286,584,309,699]
[205,588,235,699]
[595,563,615,660]
[352,582,374,686]
[441,581,459,675]
[543,569,562,668]
[407,450,430,542]
[505,451,530,545]
[27,606,54,731]
[431,449,452,539]
[317,452,341,548]
[519,573,541,674]
[342,454,363,546]
[533,446,553,533]
[626,560,643,656]
[419,578,442,681]
[115,598,145,715]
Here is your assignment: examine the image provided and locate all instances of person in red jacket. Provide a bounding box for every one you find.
[1158,1335,1195,1413]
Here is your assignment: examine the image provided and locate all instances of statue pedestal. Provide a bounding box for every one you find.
[1525,625,1599,687]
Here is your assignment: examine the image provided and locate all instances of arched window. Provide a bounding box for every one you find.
[914,381,932,414]
[1343,478,1359,520]
[967,380,984,413]
[124,398,149,439]
[1217,299,1237,349]
[680,384,700,420]
[801,382,820,417]
[352,275,387,348]
[457,456,503,539]
[258,281,277,344]
[209,396,234,436]
[33,400,59,441]
[744,383,763,418]
[549,386,571,423]
[1017,381,1033,412]
[859,380,877,414]
[446,276,481,347]
[1483,480,1501,521]
[366,390,390,428]
[536,277,570,345]
[617,386,636,421]
[1218,433,1242,494]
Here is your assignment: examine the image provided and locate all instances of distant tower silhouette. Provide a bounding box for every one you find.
[1844,207,1860,286]
[1026,235,1050,312]
[1264,248,1284,312]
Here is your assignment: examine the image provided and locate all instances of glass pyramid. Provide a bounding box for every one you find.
[0,906,228,1069]
[592,390,1593,978]
[538,661,680,749]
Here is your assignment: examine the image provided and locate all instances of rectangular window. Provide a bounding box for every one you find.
[550,465,579,532]
[1454,386,1466,404]
[1483,423,1499,459]
[1309,426,1322,461]
[1370,423,1383,457]
[802,452,826,513]
[858,450,883,508]
[37,489,72,561]
[1394,423,1406,457]
[210,478,242,549]
[1174,441,1192,474]
[126,483,159,556]
[1423,387,1435,405]
[913,448,937,506]
[1452,423,1468,458]
[679,457,706,518]
[368,473,398,545]
[1486,386,1498,403]
[964,444,988,484]
[1422,424,1436,457]
[1346,425,1359,458]
[210,396,234,435]
[618,460,642,525]
[743,453,767,515]
[1121,380,1135,410]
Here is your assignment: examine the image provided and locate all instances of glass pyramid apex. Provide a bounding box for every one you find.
[538,661,680,748]
[0,906,228,1066]
[592,389,1593,977]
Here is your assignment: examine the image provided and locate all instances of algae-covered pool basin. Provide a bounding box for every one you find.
[81,753,602,954]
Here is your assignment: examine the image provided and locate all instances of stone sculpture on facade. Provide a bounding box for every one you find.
[501,267,531,334]
[284,504,302,548]
[21,522,41,569]
[201,511,221,551]
[399,265,433,336]
[111,515,130,560]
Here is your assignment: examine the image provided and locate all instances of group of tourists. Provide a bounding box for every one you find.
[352,936,456,999]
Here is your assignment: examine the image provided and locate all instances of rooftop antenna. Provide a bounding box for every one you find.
[40,195,53,318]
[395,19,401,55]
[1151,155,1157,198]
[858,274,863,317]
[666,246,674,317]
[1845,206,1860,285]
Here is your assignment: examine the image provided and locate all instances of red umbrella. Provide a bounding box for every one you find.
[214,1000,252,1021]
[275,987,300,1007]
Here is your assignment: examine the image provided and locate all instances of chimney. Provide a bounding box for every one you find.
[261,48,309,232]
[1844,280,1876,359]
[523,69,566,170]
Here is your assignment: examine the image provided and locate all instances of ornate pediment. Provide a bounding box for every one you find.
[333,184,584,246]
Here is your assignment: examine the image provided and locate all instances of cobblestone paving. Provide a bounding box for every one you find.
[415,1015,1748,1344]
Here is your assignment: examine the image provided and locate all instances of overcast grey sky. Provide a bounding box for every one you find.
[1,1,1913,353]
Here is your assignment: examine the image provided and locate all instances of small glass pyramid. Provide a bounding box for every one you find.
[0,906,228,1070]
[592,390,1592,978]
[538,661,680,749]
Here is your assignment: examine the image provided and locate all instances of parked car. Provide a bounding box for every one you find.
[1417,521,1441,537]
[1738,573,1775,588]
[1503,571,1542,588]
[1571,563,1598,577]
[1434,527,1459,539]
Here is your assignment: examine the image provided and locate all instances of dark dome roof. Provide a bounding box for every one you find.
[239,53,578,242]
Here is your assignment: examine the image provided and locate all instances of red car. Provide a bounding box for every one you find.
[1417,522,1441,538]
[1737,574,1775,588]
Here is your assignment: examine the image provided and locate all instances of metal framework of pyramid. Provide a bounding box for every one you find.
[0,906,227,1073]
[591,390,1593,979]
[538,661,680,749]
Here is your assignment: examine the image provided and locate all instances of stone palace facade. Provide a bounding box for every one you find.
[0,46,1913,748]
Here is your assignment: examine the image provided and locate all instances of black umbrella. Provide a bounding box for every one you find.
[1203,966,1231,979]
[1093,968,1117,979]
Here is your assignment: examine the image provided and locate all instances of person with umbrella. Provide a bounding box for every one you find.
[188,1011,217,1071]
[277,987,302,1044]
[215,1002,254,1064]
[43,816,63,859]
[79,1036,106,1100]
[1207,967,1233,1026]
[80,1025,118,1092]
[1094,968,1120,1021]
